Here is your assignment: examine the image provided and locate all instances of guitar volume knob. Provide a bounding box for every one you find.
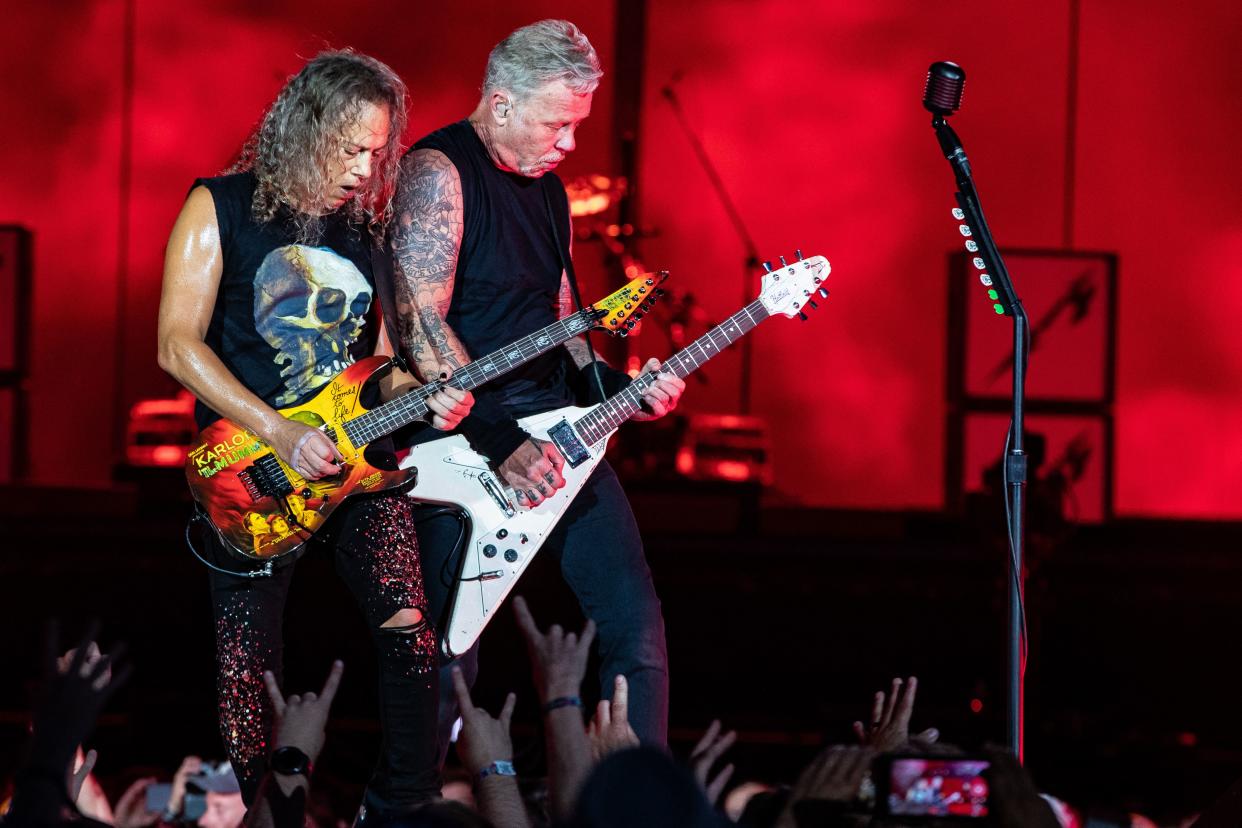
[504,549,518,562]
[483,544,497,558]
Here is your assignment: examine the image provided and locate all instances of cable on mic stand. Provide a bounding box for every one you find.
[924,60,1031,761]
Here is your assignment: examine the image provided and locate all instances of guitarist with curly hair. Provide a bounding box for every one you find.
[157,50,472,823]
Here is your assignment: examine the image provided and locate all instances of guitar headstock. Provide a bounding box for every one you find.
[586,270,670,337]
[757,251,830,320]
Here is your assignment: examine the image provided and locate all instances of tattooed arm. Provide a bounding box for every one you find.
[558,272,597,369]
[392,148,472,379]
[393,148,564,505]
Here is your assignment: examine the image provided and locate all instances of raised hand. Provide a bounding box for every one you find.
[690,719,737,807]
[29,622,131,781]
[586,675,640,762]
[512,596,595,702]
[499,439,566,509]
[630,358,686,422]
[450,666,517,777]
[167,755,203,818]
[262,659,344,765]
[852,676,938,752]
[113,777,160,828]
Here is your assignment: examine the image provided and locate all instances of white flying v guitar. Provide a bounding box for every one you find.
[404,252,830,657]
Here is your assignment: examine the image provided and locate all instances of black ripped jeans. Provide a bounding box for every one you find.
[206,493,439,819]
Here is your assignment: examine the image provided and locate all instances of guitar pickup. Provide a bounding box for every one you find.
[479,472,515,517]
[548,418,591,468]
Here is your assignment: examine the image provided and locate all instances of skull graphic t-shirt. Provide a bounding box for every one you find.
[191,172,380,429]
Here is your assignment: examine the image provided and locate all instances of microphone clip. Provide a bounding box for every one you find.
[933,116,973,184]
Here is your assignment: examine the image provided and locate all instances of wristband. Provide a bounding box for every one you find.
[456,393,528,464]
[290,430,316,466]
[541,695,582,714]
[477,760,516,780]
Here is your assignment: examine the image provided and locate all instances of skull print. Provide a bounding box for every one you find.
[254,245,372,406]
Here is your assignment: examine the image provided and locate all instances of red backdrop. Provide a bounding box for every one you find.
[2,0,1239,518]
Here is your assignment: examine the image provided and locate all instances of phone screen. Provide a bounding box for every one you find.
[885,757,990,818]
[145,783,172,814]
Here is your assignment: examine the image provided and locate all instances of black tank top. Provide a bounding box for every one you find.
[413,120,575,417]
[192,172,379,429]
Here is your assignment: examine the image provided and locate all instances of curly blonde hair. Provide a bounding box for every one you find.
[231,49,408,244]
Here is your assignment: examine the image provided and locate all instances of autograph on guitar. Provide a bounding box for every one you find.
[185,272,668,563]
[403,252,830,657]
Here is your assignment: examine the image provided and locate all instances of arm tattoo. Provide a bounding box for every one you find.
[392,149,472,378]
[559,271,595,369]
[557,271,574,319]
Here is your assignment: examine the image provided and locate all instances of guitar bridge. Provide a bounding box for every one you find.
[548,418,591,468]
[247,454,295,499]
[479,472,515,517]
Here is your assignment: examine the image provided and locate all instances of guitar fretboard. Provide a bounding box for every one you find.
[342,311,593,446]
[573,299,771,446]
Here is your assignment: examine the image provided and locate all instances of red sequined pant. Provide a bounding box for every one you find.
[207,493,439,816]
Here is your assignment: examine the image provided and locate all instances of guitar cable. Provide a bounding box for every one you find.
[413,506,471,587]
[184,507,275,578]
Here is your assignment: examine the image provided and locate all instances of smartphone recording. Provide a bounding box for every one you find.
[875,755,990,819]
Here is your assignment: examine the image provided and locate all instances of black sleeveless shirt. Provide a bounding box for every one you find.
[413,120,575,417]
[192,172,379,429]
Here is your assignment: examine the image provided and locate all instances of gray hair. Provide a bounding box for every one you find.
[483,19,602,100]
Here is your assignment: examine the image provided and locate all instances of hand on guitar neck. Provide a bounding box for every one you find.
[628,358,685,421]
[268,363,472,481]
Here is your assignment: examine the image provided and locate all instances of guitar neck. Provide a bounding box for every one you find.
[343,311,593,446]
[573,299,771,445]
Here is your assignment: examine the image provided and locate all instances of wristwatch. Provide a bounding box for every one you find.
[477,760,516,780]
[270,746,313,777]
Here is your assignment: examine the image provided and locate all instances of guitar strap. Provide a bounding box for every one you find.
[370,238,409,372]
[544,181,608,402]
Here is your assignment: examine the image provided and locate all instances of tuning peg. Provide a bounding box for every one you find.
[625,319,637,329]
[795,248,803,260]
[952,207,965,220]
[808,300,818,309]
[817,288,829,299]
[779,255,788,267]
[762,261,772,272]
[656,289,666,297]
[798,312,809,321]
[617,329,628,338]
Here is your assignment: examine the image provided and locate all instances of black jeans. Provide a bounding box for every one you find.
[206,493,439,817]
[415,459,669,757]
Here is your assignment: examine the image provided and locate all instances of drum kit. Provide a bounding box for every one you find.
[564,174,710,381]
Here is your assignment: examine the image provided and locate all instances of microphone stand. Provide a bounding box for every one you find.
[662,83,763,414]
[932,114,1029,760]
